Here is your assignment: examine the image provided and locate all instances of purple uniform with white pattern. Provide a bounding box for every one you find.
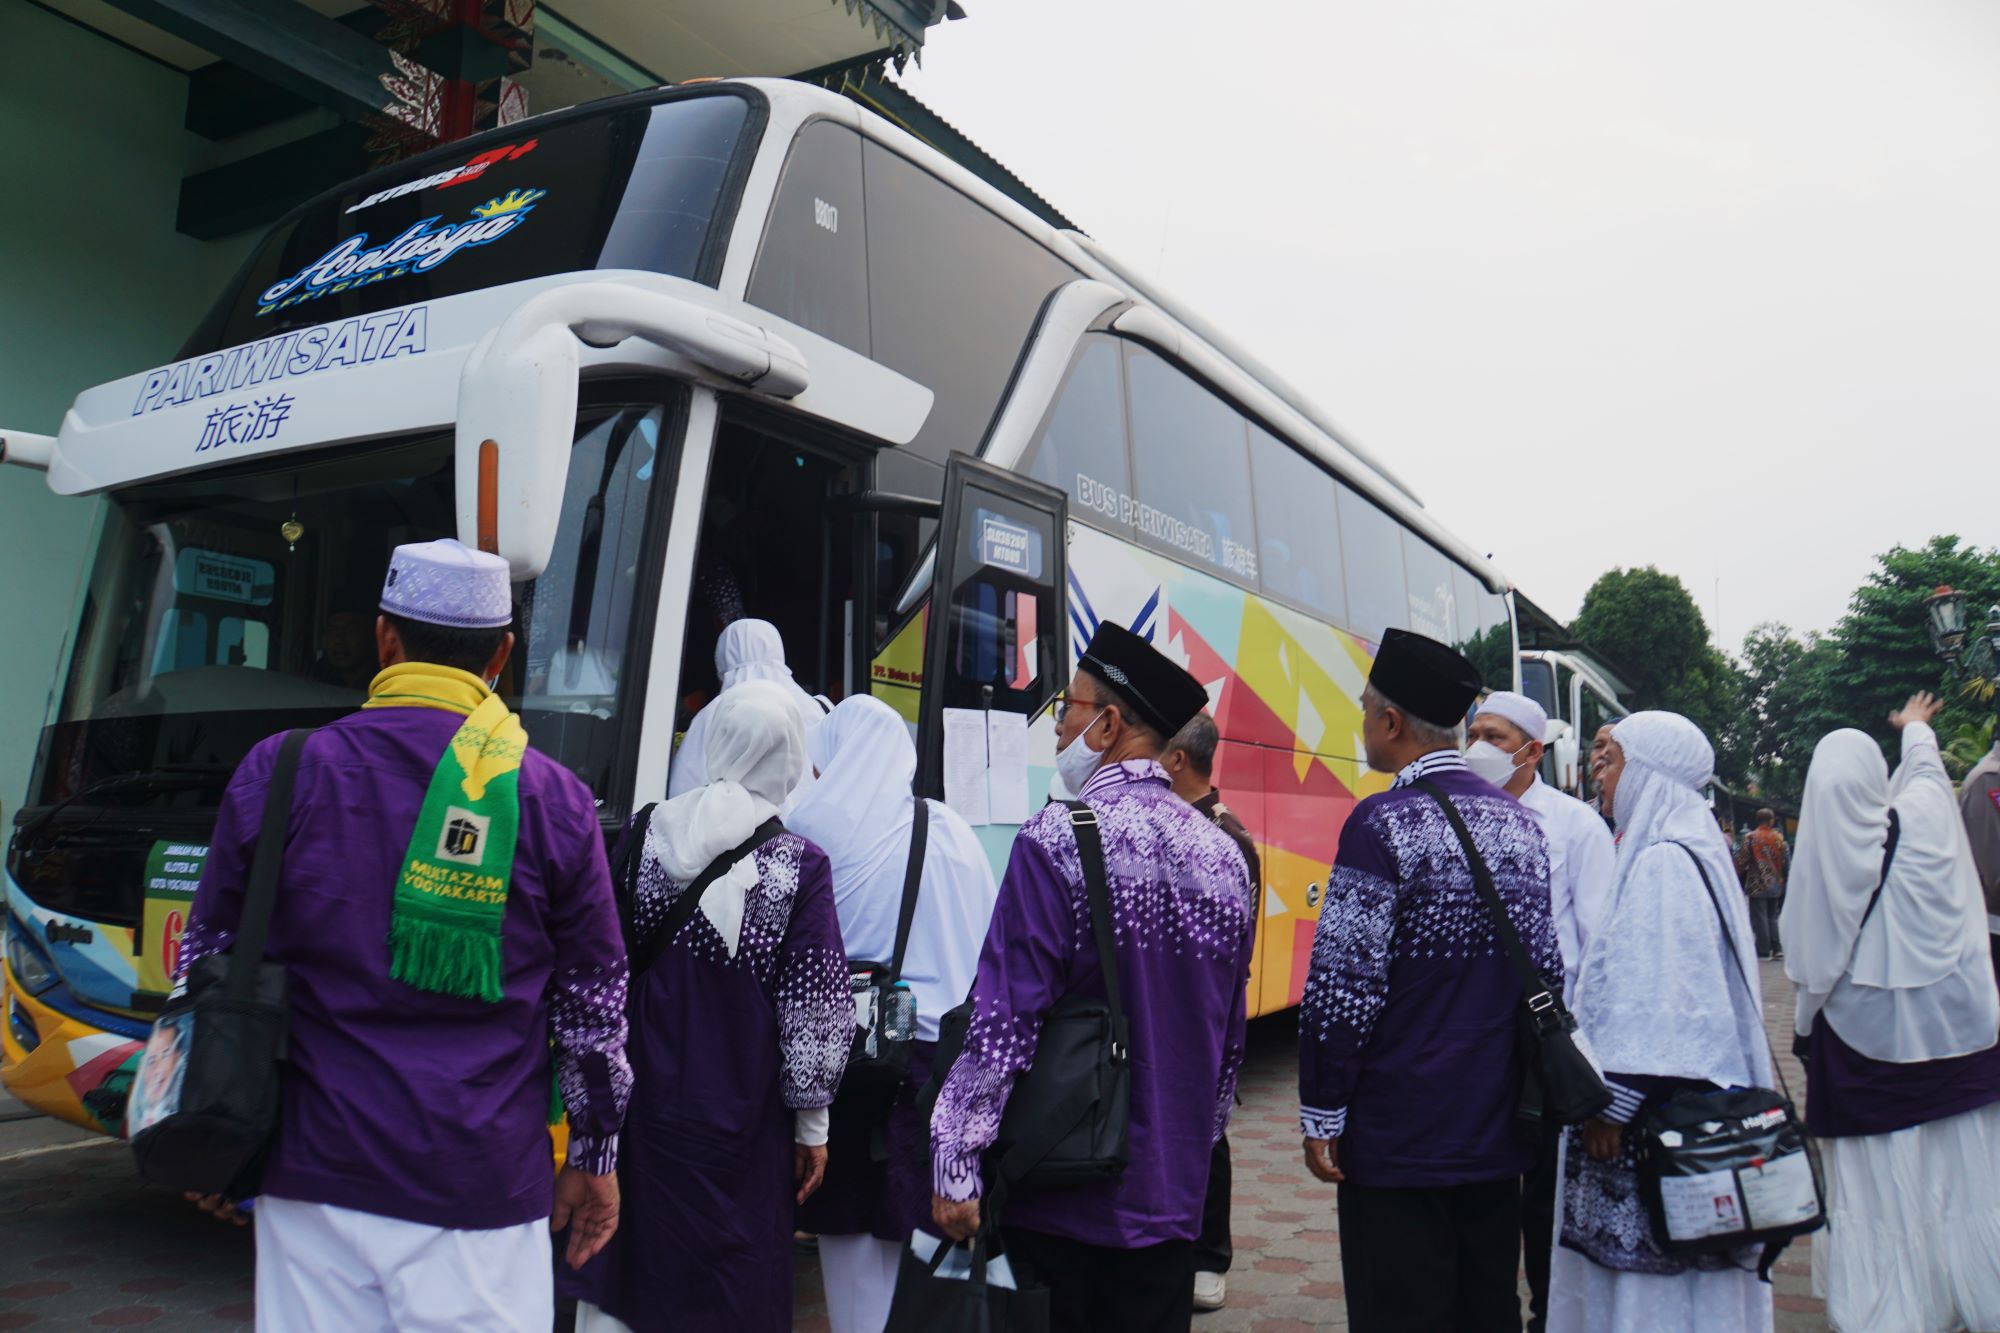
[1298,751,1556,1186]
[930,759,1256,1247]
[561,831,850,1332]
[180,708,631,1229]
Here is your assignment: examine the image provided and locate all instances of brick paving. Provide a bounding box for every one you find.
[0,960,1831,1329]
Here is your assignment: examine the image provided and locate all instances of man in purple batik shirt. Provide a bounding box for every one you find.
[929,622,1256,1332]
[1298,628,1556,1333]
[180,539,631,1331]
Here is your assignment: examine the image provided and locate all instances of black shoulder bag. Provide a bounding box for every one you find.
[833,798,932,1127]
[131,728,311,1198]
[1635,843,1827,1281]
[609,803,786,977]
[1413,779,1613,1126]
[922,801,1132,1198]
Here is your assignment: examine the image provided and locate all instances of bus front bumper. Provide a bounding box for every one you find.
[1,957,140,1135]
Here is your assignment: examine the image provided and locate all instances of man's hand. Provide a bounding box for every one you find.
[932,1194,981,1242]
[1889,691,1944,731]
[551,1167,620,1271]
[794,1143,827,1206]
[1302,1136,1343,1183]
[186,1192,250,1227]
[1582,1118,1624,1162]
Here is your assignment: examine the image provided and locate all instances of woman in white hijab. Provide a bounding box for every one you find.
[1547,711,1774,1333]
[1783,691,2000,1333]
[788,695,1000,1333]
[669,618,828,799]
[566,681,853,1333]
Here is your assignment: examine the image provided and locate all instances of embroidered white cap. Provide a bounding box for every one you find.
[379,538,513,629]
[1474,690,1553,745]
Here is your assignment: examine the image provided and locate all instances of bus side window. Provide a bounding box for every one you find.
[1124,345,1259,589]
[1022,336,1132,538]
[1248,425,1344,623]
[1336,484,1411,641]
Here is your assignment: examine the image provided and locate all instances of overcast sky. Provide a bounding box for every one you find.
[898,0,2000,652]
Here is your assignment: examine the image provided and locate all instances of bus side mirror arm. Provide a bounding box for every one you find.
[455,281,810,580]
[0,429,55,472]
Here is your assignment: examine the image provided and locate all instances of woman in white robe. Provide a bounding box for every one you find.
[669,618,827,801]
[1784,691,2000,1333]
[1548,711,1774,1333]
[786,695,1000,1333]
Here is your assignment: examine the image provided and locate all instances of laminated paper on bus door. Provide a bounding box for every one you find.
[985,711,1029,825]
[943,708,991,826]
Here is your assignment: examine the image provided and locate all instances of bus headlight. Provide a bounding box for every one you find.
[4,919,58,997]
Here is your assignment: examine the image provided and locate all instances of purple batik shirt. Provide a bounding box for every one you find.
[930,759,1256,1248]
[181,707,631,1230]
[1298,750,1555,1187]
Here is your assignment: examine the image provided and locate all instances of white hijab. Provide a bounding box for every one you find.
[669,619,826,800]
[1782,723,1998,1062]
[784,696,999,1043]
[1572,712,1771,1091]
[646,680,806,957]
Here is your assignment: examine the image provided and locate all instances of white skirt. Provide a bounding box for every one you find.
[1815,1099,2000,1333]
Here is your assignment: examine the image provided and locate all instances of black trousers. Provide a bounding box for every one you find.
[1002,1227,1195,1333]
[1193,1134,1233,1274]
[1338,1177,1523,1333]
[1521,1121,1562,1333]
[1750,895,1783,957]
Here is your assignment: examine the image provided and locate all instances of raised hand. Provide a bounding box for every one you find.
[1888,691,1943,730]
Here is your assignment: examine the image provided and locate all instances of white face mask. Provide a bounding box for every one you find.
[1055,709,1109,794]
[1464,738,1531,787]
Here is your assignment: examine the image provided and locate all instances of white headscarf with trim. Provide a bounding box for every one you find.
[669,619,826,800]
[1572,712,1771,1090]
[784,696,999,1042]
[1782,722,1997,1062]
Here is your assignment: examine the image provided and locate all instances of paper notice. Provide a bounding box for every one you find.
[943,708,991,826]
[986,711,1030,825]
[1738,1152,1818,1230]
[1657,1169,1745,1242]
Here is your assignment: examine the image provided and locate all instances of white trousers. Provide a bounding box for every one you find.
[255,1195,552,1332]
[820,1234,905,1333]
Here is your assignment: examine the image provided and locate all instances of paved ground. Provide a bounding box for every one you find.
[0,961,1831,1329]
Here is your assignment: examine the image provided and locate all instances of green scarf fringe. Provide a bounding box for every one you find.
[389,912,504,1004]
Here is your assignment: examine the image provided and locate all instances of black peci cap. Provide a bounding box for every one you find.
[1078,622,1211,739]
[1367,628,1482,728]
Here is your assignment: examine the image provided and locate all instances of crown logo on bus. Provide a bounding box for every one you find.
[471,188,547,220]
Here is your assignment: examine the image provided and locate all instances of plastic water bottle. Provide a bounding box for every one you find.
[883,982,917,1044]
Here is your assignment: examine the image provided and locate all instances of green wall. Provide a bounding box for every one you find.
[0,0,258,814]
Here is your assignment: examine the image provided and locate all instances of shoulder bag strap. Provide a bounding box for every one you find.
[1845,811,1900,971]
[609,801,659,945]
[1058,799,1127,1051]
[633,817,786,976]
[888,797,930,983]
[226,728,313,1003]
[1411,778,1562,1024]
[1669,842,1798,1107]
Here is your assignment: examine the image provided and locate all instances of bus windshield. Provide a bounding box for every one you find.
[31,398,669,817]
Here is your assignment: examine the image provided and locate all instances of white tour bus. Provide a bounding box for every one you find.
[0,78,1519,1133]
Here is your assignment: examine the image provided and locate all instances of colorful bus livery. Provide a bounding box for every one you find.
[1,77,1517,1132]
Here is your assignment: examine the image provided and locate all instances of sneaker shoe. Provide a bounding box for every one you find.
[1193,1271,1226,1311]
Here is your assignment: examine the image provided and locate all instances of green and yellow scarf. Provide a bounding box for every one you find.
[364,663,526,1004]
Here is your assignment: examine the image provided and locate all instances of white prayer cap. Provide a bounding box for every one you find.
[1474,690,1551,745]
[379,538,512,629]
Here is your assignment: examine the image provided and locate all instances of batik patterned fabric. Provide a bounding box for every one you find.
[560,831,849,1332]
[929,759,1256,1247]
[1297,750,1556,1185]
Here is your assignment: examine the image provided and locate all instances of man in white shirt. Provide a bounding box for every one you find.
[1464,690,1617,1333]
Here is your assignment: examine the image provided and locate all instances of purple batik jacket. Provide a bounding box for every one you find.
[181,708,631,1230]
[1298,750,1555,1187]
[930,759,1256,1247]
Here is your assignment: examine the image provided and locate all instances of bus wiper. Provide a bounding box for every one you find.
[15,764,235,848]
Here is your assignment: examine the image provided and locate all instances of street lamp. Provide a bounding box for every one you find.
[1925,586,1967,658]
[1925,586,2000,715]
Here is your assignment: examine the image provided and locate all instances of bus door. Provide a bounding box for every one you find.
[913,456,1068,835]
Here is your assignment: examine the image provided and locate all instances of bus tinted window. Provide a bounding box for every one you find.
[862,141,1079,464]
[1248,426,1344,622]
[1125,346,1258,587]
[1336,484,1410,641]
[747,120,869,353]
[1402,532,1456,644]
[1024,337,1131,537]
[181,91,754,356]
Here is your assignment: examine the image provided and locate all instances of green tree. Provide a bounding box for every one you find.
[1736,622,1841,803]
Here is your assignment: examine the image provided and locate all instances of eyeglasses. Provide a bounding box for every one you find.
[1053,694,1102,726]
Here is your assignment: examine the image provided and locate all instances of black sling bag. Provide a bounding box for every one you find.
[609,804,786,977]
[923,800,1132,1200]
[834,797,932,1127]
[131,728,312,1198]
[1413,778,1613,1127]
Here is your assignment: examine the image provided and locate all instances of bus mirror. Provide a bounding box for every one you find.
[1551,732,1580,794]
[0,428,55,472]
[454,280,811,579]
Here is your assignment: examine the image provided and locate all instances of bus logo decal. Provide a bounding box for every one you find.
[132,307,429,416]
[254,187,548,317]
